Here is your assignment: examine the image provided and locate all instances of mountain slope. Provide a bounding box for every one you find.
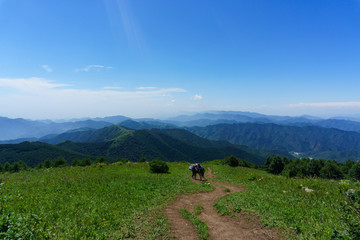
[55,128,266,165]
[167,111,360,133]
[0,141,89,167]
[188,123,360,161]
[0,117,112,141]
[118,119,177,130]
[41,125,131,144]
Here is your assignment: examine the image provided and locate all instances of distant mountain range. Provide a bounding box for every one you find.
[166,111,360,132]
[2,111,360,164]
[0,116,115,141]
[0,125,284,167]
[3,111,360,141]
[188,123,360,162]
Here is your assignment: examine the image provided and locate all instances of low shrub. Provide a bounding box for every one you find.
[149,159,169,173]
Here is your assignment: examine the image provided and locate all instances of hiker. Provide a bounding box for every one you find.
[189,163,205,180]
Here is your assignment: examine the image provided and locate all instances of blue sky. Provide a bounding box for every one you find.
[1,0,360,119]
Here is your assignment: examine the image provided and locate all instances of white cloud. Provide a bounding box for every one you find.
[191,94,203,101]
[288,102,360,108]
[41,65,52,72]
[74,65,113,72]
[103,86,123,90]
[136,86,157,90]
[0,77,186,119]
[0,77,68,93]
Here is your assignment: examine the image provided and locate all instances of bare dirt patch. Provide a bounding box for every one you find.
[164,168,283,240]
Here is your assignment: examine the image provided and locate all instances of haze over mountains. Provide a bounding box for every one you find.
[1,111,360,164]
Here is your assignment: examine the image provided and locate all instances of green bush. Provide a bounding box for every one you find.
[138,156,147,163]
[95,156,106,164]
[54,157,67,167]
[3,162,11,172]
[44,159,53,168]
[349,162,360,181]
[320,161,343,179]
[79,158,92,166]
[149,159,169,173]
[117,158,129,164]
[223,156,239,167]
[266,156,284,174]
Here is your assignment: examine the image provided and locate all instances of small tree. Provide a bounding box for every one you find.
[267,156,284,175]
[54,157,67,167]
[320,161,343,179]
[71,159,80,167]
[4,162,11,172]
[117,158,129,164]
[17,160,29,171]
[12,162,20,172]
[306,159,323,177]
[282,160,299,178]
[341,160,355,176]
[95,156,106,164]
[223,155,239,167]
[349,161,360,181]
[44,159,53,168]
[149,159,169,173]
[80,158,92,166]
[36,162,44,169]
[138,156,147,163]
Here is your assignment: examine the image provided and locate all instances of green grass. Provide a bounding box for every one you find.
[2,161,359,239]
[0,162,213,239]
[210,164,360,239]
[194,205,204,215]
[180,209,209,240]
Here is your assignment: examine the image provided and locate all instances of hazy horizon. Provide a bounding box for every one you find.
[3,110,360,122]
[1,1,360,119]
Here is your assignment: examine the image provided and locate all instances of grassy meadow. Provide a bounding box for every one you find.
[0,162,212,239]
[0,161,359,239]
[211,164,360,239]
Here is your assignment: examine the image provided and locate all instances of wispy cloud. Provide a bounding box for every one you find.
[0,77,186,119]
[117,0,145,52]
[191,94,203,101]
[136,87,157,90]
[74,65,113,72]
[288,102,360,107]
[0,77,68,93]
[103,86,123,90]
[41,65,52,72]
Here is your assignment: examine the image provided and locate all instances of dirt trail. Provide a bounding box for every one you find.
[164,168,282,240]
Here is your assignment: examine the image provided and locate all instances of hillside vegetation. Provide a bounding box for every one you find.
[0,141,89,167]
[189,123,360,161]
[0,127,270,166]
[211,164,360,239]
[0,162,359,239]
[0,163,212,239]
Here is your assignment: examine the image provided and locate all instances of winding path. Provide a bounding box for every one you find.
[164,168,282,240]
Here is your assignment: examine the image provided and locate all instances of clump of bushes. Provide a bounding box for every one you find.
[149,159,169,173]
[266,156,360,180]
[222,155,252,168]
[138,157,147,163]
[331,185,360,239]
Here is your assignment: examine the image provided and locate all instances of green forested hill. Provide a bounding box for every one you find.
[188,123,360,161]
[0,127,269,166]
[0,142,89,167]
[57,129,266,164]
[41,125,131,144]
